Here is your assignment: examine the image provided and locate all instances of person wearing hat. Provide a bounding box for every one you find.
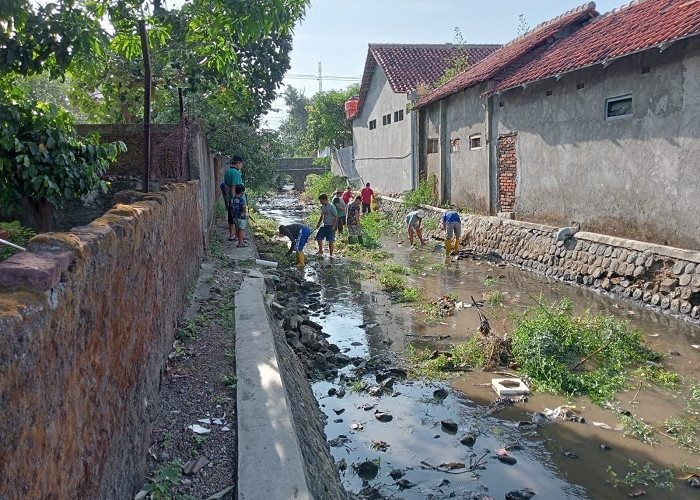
[440,210,461,256]
[405,209,427,246]
[332,189,347,235]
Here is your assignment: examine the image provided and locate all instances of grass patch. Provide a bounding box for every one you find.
[221,374,237,389]
[482,276,498,286]
[406,337,486,379]
[606,460,675,491]
[510,298,665,403]
[303,172,347,202]
[402,177,438,207]
[399,286,422,303]
[485,290,504,305]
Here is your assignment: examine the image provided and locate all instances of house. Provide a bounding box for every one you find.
[345,43,499,193]
[415,0,700,250]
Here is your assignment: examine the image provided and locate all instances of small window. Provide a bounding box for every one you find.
[427,138,438,154]
[605,94,633,120]
[469,134,482,150]
[394,109,404,122]
[450,138,460,153]
[382,114,392,126]
[369,119,376,130]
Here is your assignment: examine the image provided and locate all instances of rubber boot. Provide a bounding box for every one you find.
[296,251,305,266]
[444,239,452,257]
[452,240,460,255]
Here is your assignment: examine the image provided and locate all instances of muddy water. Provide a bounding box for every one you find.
[258,197,700,500]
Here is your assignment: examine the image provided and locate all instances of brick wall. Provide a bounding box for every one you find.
[0,183,204,499]
[497,133,517,212]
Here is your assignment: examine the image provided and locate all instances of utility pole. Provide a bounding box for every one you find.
[318,61,322,92]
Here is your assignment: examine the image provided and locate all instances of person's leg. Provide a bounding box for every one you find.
[227,207,235,240]
[327,228,335,256]
[315,226,324,254]
[408,225,414,245]
[417,228,425,245]
[452,223,461,254]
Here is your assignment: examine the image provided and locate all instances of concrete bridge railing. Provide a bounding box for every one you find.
[275,157,330,190]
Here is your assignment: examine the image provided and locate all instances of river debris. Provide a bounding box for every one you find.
[440,420,459,433]
[471,296,491,336]
[505,488,536,500]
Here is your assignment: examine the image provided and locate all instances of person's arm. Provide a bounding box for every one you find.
[332,206,338,230]
[317,212,323,228]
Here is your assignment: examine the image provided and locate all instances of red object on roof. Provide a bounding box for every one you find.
[486,0,700,96]
[354,44,500,118]
[415,2,598,109]
[345,98,359,120]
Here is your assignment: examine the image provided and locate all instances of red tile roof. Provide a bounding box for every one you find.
[354,44,500,118]
[415,2,598,108]
[486,0,700,96]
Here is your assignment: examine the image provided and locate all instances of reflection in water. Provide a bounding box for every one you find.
[258,197,700,500]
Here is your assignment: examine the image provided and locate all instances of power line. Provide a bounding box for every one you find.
[285,74,360,81]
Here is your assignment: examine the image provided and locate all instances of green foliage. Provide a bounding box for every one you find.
[303,85,358,154]
[221,374,237,389]
[399,286,422,303]
[688,384,700,415]
[406,337,486,379]
[0,221,34,260]
[434,28,471,88]
[606,460,674,491]
[312,156,331,168]
[277,86,311,156]
[510,299,663,403]
[632,364,680,389]
[303,171,346,202]
[403,177,438,207]
[621,414,659,445]
[0,86,126,219]
[661,416,700,452]
[485,290,505,305]
[142,459,186,500]
[482,277,499,286]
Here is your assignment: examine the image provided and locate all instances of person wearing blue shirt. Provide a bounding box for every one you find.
[440,210,461,256]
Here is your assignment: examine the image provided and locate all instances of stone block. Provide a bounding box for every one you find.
[633,266,646,278]
[670,299,680,313]
[679,274,691,287]
[692,306,700,319]
[0,251,73,290]
[632,289,643,300]
[660,278,679,292]
[651,294,661,305]
[672,261,686,275]
[680,301,692,314]
[643,291,653,302]
[661,297,671,309]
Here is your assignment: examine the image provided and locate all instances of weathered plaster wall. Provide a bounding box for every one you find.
[379,196,700,321]
[443,86,490,211]
[493,38,700,250]
[352,67,413,193]
[0,183,204,499]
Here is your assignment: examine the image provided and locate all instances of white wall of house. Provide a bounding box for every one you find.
[352,67,413,193]
[492,37,700,250]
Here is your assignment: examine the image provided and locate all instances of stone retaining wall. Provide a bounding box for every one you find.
[0,183,204,499]
[379,197,700,321]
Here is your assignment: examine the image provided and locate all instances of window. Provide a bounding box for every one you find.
[369,119,376,130]
[382,114,391,126]
[427,138,438,154]
[450,138,460,153]
[469,134,482,150]
[394,109,404,122]
[605,94,633,120]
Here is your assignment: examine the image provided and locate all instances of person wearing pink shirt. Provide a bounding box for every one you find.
[361,182,374,214]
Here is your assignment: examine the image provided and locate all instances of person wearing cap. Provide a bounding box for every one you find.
[332,190,347,235]
[405,209,427,246]
[440,210,461,256]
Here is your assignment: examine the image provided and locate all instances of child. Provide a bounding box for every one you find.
[406,209,426,246]
[230,184,247,248]
[346,195,363,245]
[315,193,338,256]
[332,190,347,235]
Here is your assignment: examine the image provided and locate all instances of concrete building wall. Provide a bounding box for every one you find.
[353,67,413,193]
[492,37,700,250]
[443,86,490,212]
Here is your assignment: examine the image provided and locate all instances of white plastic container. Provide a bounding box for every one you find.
[492,378,530,396]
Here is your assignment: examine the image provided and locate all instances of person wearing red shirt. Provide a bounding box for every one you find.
[341,187,353,205]
[361,182,374,214]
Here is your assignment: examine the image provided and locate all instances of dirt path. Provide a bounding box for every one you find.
[138,219,249,500]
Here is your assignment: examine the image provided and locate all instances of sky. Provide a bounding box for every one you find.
[261,0,623,129]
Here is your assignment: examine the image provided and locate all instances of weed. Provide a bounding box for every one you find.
[633,364,680,389]
[193,434,208,446]
[688,384,700,415]
[431,263,447,271]
[660,416,699,452]
[406,337,486,379]
[402,177,438,207]
[142,459,185,500]
[0,221,35,261]
[447,291,459,301]
[215,197,226,220]
[221,374,237,389]
[160,432,173,448]
[606,460,674,491]
[422,218,438,231]
[220,303,235,330]
[482,277,498,286]
[176,319,198,341]
[211,394,226,405]
[510,299,663,404]
[485,290,504,305]
[303,172,347,202]
[225,349,235,358]
[382,263,415,275]
[399,286,422,303]
[621,415,659,445]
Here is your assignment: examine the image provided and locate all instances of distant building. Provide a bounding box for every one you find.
[346,43,499,193]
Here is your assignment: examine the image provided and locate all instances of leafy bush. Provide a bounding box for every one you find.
[0,221,35,260]
[403,176,438,208]
[303,171,346,201]
[312,156,331,168]
[510,299,663,403]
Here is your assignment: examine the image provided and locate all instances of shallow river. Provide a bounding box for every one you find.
[258,195,700,500]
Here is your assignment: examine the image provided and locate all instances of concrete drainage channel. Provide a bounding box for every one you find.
[235,268,348,499]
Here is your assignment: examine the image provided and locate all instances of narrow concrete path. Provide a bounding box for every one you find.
[232,243,312,499]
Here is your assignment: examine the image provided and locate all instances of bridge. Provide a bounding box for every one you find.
[274,157,329,191]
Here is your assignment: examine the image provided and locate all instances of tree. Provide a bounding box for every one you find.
[434,27,471,88]
[277,86,311,156]
[0,86,125,231]
[303,85,358,155]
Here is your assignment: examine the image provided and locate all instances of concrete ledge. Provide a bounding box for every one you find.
[235,276,311,500]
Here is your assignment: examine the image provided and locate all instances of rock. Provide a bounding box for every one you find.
[562,450,578,458]
[333,407,345,415]
[356,460,379,480]
[532,412,549,425]
[600,444,611,450]
[328,387,337,396]
[505,488,536,500]
[497,455,517,465]
[374,410,393,422]
[183,456,210,475]
[337,458,347,472]
[396,479,415,489]
[433,388,449,400]
[441,420,459,434]
[389,469,405,480]
[314,352,327,365]
[302,318,323,330]
[367,386,383,397]
[459,432,477,447]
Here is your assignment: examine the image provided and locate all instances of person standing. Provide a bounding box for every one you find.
[341,187,353,205]
[279,223,312,266]
[332,190,347,235]
[224,155,244,241]
[406,209,426,246]
[361,182,374,214]
[315,193,338,256]
[346,195,363,245]
[230,184,247,247]
[440,210,461,256]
